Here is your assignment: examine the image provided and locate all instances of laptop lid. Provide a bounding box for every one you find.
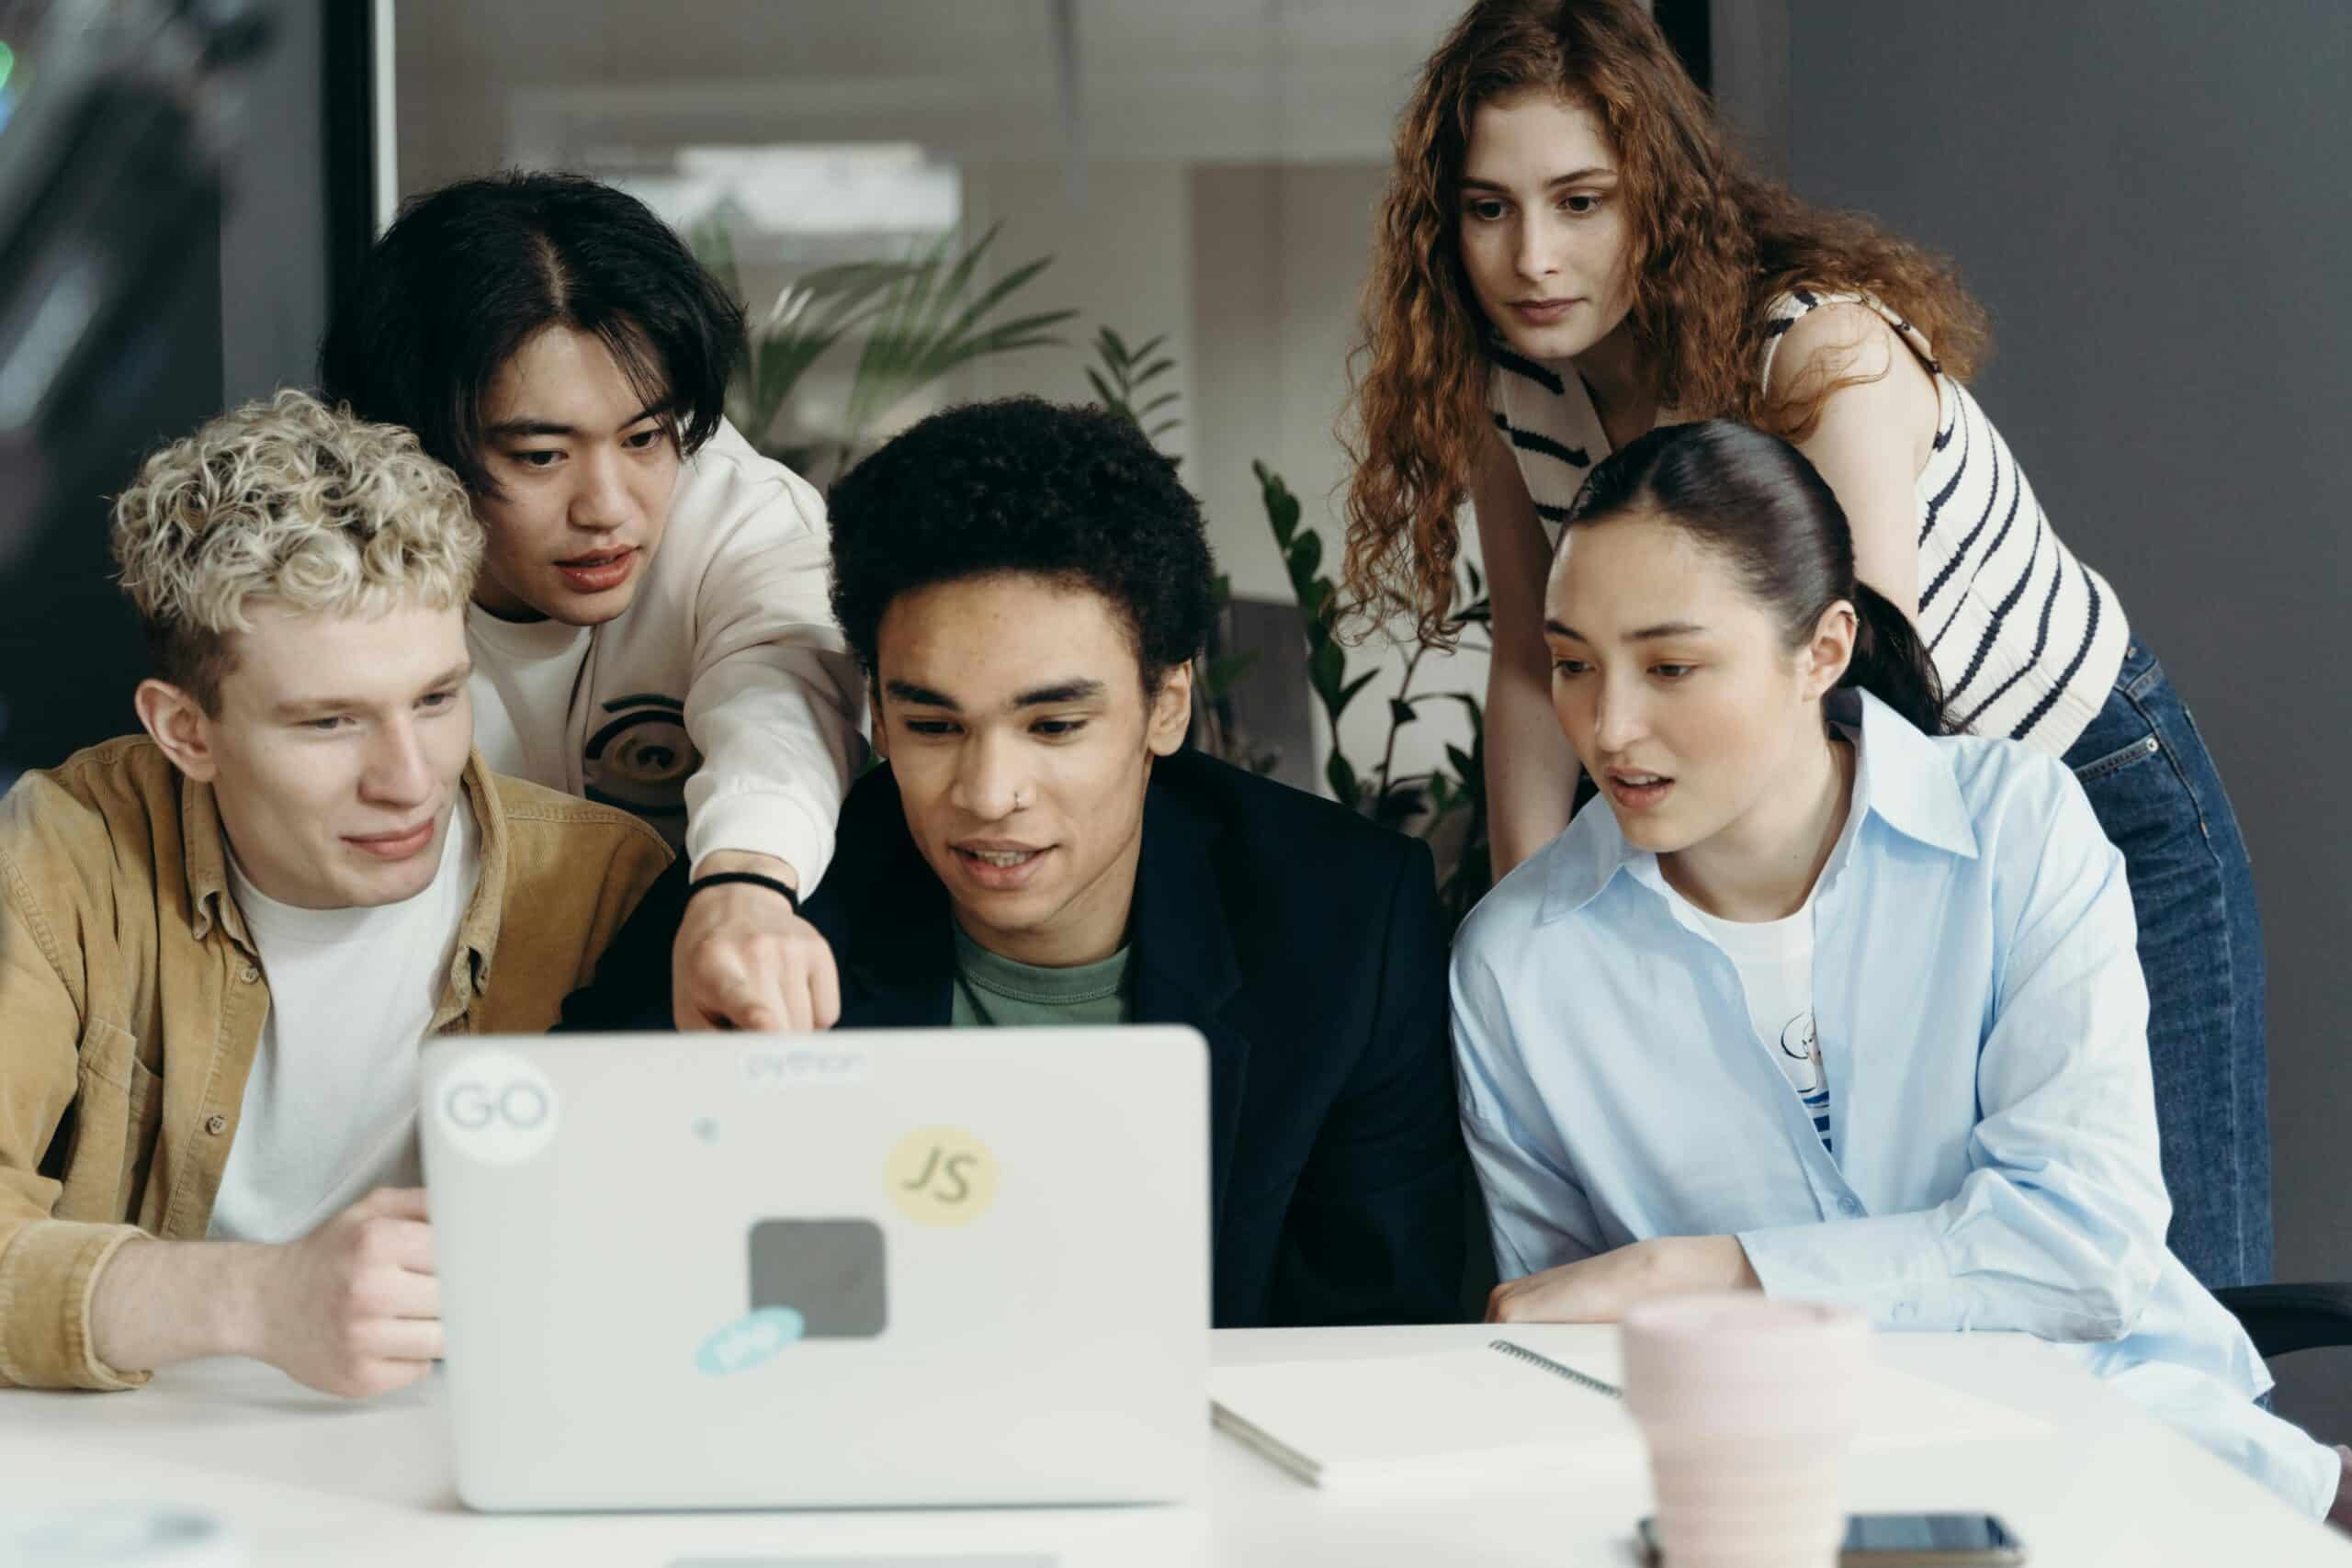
[421,1028,1210,1512]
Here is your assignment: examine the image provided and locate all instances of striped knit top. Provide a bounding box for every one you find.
[1487,289,2128,755]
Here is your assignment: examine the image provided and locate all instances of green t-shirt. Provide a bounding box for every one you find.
[949,920,1135,1028]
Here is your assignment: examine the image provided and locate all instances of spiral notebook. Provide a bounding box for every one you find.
[1209,1338,1638,1491]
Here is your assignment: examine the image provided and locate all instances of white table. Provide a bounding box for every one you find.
[4,1324,2346,1566]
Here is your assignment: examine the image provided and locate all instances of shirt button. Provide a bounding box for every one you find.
[240,964,260,984]
[1838,1197,1863,1217]
[205,1114,228,1135]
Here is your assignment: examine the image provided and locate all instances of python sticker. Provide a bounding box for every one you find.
[740,1042,871,1089]
[886,1125,1000,1227]
[695,1307,807,1376]
[432,1048,560,1166]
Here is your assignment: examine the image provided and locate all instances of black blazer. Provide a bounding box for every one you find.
[566,748,1470,1328]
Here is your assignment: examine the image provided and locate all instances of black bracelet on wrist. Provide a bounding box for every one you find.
[687,869,801,916]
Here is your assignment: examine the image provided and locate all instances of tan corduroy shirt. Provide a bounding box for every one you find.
[0,737,673,1391]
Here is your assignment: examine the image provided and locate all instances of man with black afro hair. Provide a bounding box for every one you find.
[569,396,1469,1328]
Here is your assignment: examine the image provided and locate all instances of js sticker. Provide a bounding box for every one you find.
[886,1125,1000,1227]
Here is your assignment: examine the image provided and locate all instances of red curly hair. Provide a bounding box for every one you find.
[1343,0,1989,647]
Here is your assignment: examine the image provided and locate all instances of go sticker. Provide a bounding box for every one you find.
[886,1125,999,1227]
[695,1306,806,1376]
[433,1048,560,1165]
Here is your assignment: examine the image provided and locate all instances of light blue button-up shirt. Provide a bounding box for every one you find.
[1451,689,2332,1512]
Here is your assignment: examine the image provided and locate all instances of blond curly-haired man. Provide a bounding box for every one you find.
[0,390,672,1397]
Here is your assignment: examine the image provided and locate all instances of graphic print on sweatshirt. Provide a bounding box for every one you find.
[583,692,700,822]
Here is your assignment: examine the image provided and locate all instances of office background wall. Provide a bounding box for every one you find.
[1765,0,2352,1435]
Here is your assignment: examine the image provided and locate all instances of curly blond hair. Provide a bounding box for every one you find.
[1344,0,1988,647]
[110,389,483,712]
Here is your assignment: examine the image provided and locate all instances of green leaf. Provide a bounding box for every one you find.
[1307,644,1345,705]
[1256,463,1301,545]
[1301,578,1333,626]
[1102,324,1131,361]
[1388,698,1419,728]
[1326,751,1361,808]
[1287,531,1323,581]
[941,254,1057,346]
[1445,744,1476,781]
[1307,637,1346,708]
[721,256,922,449]
[1333,669,1378,718]
[842,225,1069,436]
[926,224,997,337]
[957,308,1080,353]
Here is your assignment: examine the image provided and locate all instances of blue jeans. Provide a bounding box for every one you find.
[2062,640,2270,1291]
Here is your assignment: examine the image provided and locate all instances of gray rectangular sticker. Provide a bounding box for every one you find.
[748,1217,888,1337]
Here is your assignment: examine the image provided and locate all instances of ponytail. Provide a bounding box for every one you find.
[1843,582,1950,736]
[1566,420,1957,739]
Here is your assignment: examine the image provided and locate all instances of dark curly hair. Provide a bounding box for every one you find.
[318,170,745,498]
[826,398,1215,691]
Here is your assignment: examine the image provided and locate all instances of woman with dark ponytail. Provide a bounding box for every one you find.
[1560,419,1950,736]
[1448,422,2350,1527]
[1355,0,2267,1298]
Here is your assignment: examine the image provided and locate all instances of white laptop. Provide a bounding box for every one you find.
[419,1027,1210,1512]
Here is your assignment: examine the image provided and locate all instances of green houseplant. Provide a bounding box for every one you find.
[1087,329,1494,926]
[1255,462,1493,931]
[693,216,1075,480]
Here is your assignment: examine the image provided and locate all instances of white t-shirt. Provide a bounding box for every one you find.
[205,802,481,1244]
[1662,750,1864,1156]
[1676,895,1833,1153]
[466,419,866,886]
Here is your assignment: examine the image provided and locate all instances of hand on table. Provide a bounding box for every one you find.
[1485,1235,1760,1325]
[672,852,842,1032]
[251,1186,441,1399]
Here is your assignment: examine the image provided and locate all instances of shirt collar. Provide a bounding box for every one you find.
[447,755,505,998]
[181,773,243,949]
[1537,686,1979,924]
[1833,687,1980,861]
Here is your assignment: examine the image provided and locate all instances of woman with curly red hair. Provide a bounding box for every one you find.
[1346,0,2267,1292]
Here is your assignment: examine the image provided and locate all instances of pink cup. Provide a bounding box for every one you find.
[1623,1293,1874,1568]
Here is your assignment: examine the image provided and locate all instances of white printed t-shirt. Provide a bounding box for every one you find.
[1674,895,1833,1153]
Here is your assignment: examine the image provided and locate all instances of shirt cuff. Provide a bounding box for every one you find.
[0,1220,153,1390]
[1736,1210,1956,1329]
[685,787,837,893]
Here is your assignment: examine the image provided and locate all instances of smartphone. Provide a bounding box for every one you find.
[1636,1513,2025,1566]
